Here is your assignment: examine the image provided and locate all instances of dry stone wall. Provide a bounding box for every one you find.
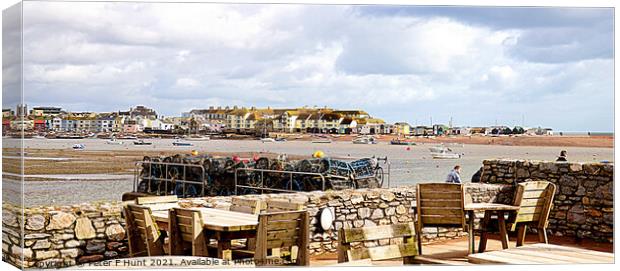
[2,202,127,268]
[480,159,613,242]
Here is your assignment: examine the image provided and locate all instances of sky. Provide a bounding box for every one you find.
[10,2,615,131]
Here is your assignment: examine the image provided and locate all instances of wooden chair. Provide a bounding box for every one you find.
[123,204,165,257]
[338,222,418,264]
[228,197,264,251]
[230,197,263,214]
[136,195,179,211]
[255,211,310,266]
[511,181,556,246]
[262,199,305,258]
[168,208,209,256]
[265,199,304,212]
[415,183,466,255]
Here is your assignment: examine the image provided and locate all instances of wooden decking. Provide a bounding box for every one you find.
[468,243,614,264]
[311,234,613,266]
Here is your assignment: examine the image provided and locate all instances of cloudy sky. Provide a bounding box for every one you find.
[15,1,614,131]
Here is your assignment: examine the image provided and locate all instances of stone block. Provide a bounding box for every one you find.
[47,212,76,230]
[35,250,60,260]
[75,217,96,240]
[26,215,46,231]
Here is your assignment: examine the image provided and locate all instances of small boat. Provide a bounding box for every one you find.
[312,139,332,144]
[352,136,377,144]
[275,137,287,142]
[429,147,461,159]
[72,144,85,150]
[173,140,193,146]
[260,138,276,143]
[117,135,138,140]
[390,138,416,145]
[106,138,123,145]
[133,140,152,145]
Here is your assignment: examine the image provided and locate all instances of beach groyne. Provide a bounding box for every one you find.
[480,159,613,242]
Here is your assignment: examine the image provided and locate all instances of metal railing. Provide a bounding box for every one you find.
[233,168,328,194]
[134,161,207,197]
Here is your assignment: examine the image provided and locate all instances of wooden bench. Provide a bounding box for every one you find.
[338,222,419,264]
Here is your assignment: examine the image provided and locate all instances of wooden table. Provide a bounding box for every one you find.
[464,203,520,254]
[468,243,614,264]
[151,208,259,260]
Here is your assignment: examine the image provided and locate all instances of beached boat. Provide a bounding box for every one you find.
[173,140,193,146]
[260,138,276,143]
[352,136,377,144]
[117,135,138,140]
[312,139,332,144]
[275,137,287,142]
[429,147,461,159]
[390,138,416,145]
[133,140,152,145]
[106,138,123,145]
[72,144,85,150]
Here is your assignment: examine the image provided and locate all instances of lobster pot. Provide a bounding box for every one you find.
[349,158,377,179]
[320,158,352,177]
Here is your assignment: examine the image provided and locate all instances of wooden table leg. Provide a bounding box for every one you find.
[478,211,491,253]
[467,210,475,254]
[217,239,232,260]
[497,211,509,249]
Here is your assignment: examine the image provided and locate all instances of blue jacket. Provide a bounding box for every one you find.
[446,169,462,184]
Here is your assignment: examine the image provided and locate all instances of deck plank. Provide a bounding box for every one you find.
[468,244,613,264]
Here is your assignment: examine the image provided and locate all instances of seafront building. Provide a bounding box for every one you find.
[1,104,550,136]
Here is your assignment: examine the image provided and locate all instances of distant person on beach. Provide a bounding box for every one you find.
[556,150,568,162]
[446,165,462,184]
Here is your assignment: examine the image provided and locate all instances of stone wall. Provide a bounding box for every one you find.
[480,159,613,242]
[2,202,127,268]
[0,183,528,268]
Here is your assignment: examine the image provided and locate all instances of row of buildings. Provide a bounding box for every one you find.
[2,104,553,136]
[2,105,178,134]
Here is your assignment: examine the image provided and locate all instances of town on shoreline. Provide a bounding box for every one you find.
[3,104,580,138]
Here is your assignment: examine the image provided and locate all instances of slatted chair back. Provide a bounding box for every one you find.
[255,211,310,266]
[168,208,209,256]
[230,197,263,214]
[416,183,466,228]
[124,204,164,257]
[338,222,418,264]
[136,195,179,211]
[511,181,556,230]
[265,199,305,212]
